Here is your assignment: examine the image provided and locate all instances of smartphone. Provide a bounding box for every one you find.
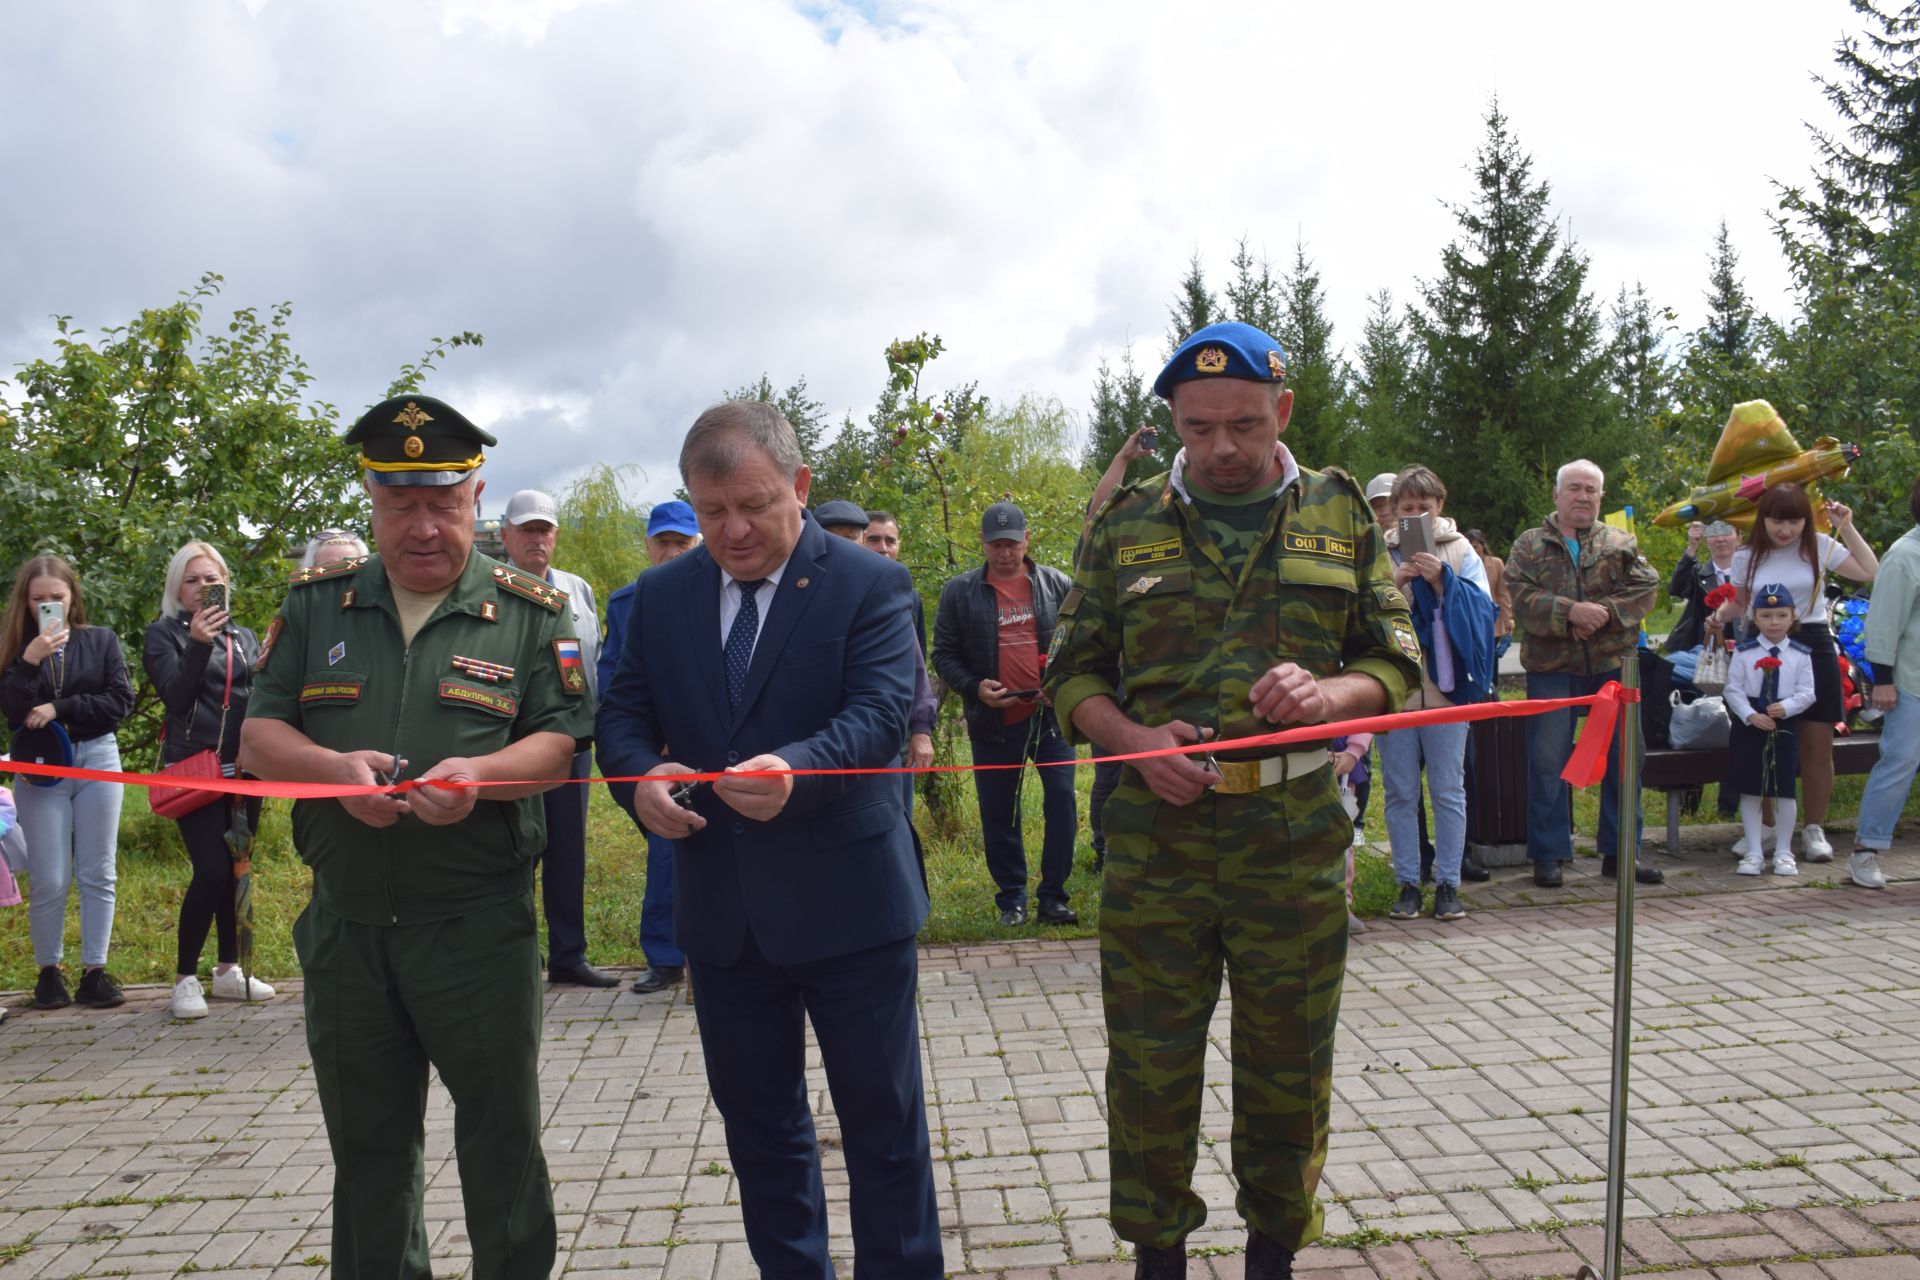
[1009,688,1041,700]
[1398,513,1436,560]
[203,582,228,614]
[1139,427,1159,451]
[36,601,65,636]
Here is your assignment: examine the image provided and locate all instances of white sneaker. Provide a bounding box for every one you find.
[1736,852,1764,876]
[1352,825,1367,848]
[1850,850,1888,889]
[1773,853,1799,877]
[1802,824,1834,862]
[1732,826,1775,856]
[210,968,274,1001]
[171,975,209,1020]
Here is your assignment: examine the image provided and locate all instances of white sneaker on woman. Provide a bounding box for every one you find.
[1773,852,1799,877]
[171,975,209,1020]
[1850,850,1888,889]
[1732,826,1775,856]
[211,968,274,1001]
[1802,824,1834,861]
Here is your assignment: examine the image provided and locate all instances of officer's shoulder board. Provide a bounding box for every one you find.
[286,556,366,589]
[1736,637,1762,652]
[491,563,569,613]
[1788,638,1813,655]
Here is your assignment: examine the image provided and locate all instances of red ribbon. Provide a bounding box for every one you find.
[1,683,1639,796]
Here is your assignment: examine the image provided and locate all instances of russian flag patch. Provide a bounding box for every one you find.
[553,638,586,695]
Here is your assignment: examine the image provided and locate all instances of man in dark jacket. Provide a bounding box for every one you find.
[932,502,1078,925]
[1663,519,1740,654]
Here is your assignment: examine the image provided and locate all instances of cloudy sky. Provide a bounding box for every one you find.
[0,0,1863,507]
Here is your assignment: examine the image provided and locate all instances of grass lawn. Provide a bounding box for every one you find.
[4,721,1913,992]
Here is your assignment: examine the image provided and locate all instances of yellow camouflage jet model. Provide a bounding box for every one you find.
[1653,400,1860,533]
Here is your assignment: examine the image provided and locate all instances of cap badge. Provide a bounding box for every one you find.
[1195,346,1228,375]
[1268,350,1286,379]
[393,401,433,429]
[403,435,425,458]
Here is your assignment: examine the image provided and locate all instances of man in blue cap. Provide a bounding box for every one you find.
[1046,323,1420,1279]
[598,499,702,994]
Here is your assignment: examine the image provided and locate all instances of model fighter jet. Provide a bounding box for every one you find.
[1653,400,1861,533]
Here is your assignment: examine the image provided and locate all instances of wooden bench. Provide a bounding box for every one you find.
[1642,731,1883,854]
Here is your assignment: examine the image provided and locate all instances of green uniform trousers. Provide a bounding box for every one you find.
[295,893,554,1279]
[1100,768,1350,1253]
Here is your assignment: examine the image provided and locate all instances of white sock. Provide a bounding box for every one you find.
[1774,800,1798,857]
[1741,795,1766,851]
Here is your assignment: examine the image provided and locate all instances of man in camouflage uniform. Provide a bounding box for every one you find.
[241,395,592,1279]
[1045,323,1420,1280]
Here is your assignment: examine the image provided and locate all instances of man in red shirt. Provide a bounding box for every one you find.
[932,502,1079,925]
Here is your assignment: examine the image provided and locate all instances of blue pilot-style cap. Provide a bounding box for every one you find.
[646,500,699,538]
[1755,582,1797,610]
[1152,321,1290,399]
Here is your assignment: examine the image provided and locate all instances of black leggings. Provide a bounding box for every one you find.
[175,798,261,976]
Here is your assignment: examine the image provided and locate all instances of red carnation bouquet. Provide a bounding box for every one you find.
[1704,583,1738,610]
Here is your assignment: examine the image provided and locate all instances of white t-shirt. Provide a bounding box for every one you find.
[1730,533,1853,625]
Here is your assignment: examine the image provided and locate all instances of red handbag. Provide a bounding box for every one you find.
[149,635,233,820]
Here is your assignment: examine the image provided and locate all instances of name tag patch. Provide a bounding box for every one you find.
[1283,532,1354,560]
[1117,537,1183,568]
[439,679,519,717]
[301,680,362,705]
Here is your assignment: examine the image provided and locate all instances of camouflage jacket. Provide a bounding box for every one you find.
[1506,515,1660,675]
[1045,451,1420,751]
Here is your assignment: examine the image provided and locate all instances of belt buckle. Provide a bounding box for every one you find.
[1214,759,1261,795]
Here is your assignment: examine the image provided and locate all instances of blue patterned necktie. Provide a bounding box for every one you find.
[724,579,768,710]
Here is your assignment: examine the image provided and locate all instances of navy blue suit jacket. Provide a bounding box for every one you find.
[596,514,928,967]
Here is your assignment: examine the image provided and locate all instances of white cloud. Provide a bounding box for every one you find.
[0,0,1859,506]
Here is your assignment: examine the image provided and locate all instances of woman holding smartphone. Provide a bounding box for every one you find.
[0,554,136,1009]
[143,541,273,1018]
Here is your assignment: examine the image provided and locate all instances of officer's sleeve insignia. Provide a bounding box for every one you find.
[257,616,285,671]
[1391,618,1422,663]
[553,638,587,694]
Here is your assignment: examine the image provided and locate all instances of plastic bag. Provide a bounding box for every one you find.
[1669,692,1731,750]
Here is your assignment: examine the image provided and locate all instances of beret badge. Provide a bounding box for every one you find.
[1268,350,1286,379]
[1194,346,1229,375]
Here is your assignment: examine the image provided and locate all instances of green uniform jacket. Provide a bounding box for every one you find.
[1046,462,1420,746]
[249,551,594,927]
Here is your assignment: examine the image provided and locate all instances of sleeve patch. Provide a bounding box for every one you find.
[553,638,587,695]
[257,616,285,672]
[1391,618,1423,663]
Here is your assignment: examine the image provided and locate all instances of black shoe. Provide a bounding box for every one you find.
[1091,849,1105,873]
[1460,852,1491,882]
[548,962,620,988]
[1533,861,1564,888]
[1036,901,1079,925]
[1245,1229,1295,1280]
[74,969,125,1009]
[1389,883,1422,920]
[1600,857,1666,885]
[33,966,70,1011]
[1133,1241,1186,1280]
[628,966,685,995]
[1432,883,1466,922]
[998,904,1028,926]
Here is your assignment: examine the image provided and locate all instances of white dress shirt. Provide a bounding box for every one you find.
[719,560,790,663]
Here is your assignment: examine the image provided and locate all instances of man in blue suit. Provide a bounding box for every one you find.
[596,401,942,1279]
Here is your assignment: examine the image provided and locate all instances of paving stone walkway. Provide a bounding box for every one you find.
[1,827,1917,1279]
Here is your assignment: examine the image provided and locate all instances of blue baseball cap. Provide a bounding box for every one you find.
[646,500,699,538]
[1755,582,1796,610]
[1153,322,1289,399]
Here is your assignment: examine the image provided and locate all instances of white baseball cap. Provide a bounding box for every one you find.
[1364,472,1398,502]
[503,489,559,526]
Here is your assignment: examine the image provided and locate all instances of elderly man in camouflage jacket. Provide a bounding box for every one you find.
[1507,459,1663,888]
[1046,322,1420,1280]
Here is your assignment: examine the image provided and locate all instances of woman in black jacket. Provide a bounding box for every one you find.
[142,541,273,1020]
[0,554,136,1010]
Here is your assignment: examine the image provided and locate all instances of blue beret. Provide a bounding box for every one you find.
[1755,582,1796,610]
[646,500,699,538]
[1153,322,1289,399]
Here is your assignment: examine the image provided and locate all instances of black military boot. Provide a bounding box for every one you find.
[1245,1229,1295,1280]
[1133,1240,1186,1280]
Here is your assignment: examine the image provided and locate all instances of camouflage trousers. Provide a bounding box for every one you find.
[1100,766,1350,1252]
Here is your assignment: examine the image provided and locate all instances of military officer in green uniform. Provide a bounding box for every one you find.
[240,394,592,1280]
[1044,323,1421,1280]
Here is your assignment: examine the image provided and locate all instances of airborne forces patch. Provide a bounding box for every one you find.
[1391,618,1423,664]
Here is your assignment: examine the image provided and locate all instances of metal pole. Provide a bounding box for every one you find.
[1581,652,1642,1280]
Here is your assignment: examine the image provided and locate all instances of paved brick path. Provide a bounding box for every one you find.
[1,828,1916,1278]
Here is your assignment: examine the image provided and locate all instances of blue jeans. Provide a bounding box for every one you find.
[1525,670,1643,864]
[1856,689,1920,850]
[1379,720,1469,886]
[18,734,123,968]
[640,830,684,968]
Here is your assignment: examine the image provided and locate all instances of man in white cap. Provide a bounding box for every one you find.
[501,488,614,986]
[1365,472,1398,527]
